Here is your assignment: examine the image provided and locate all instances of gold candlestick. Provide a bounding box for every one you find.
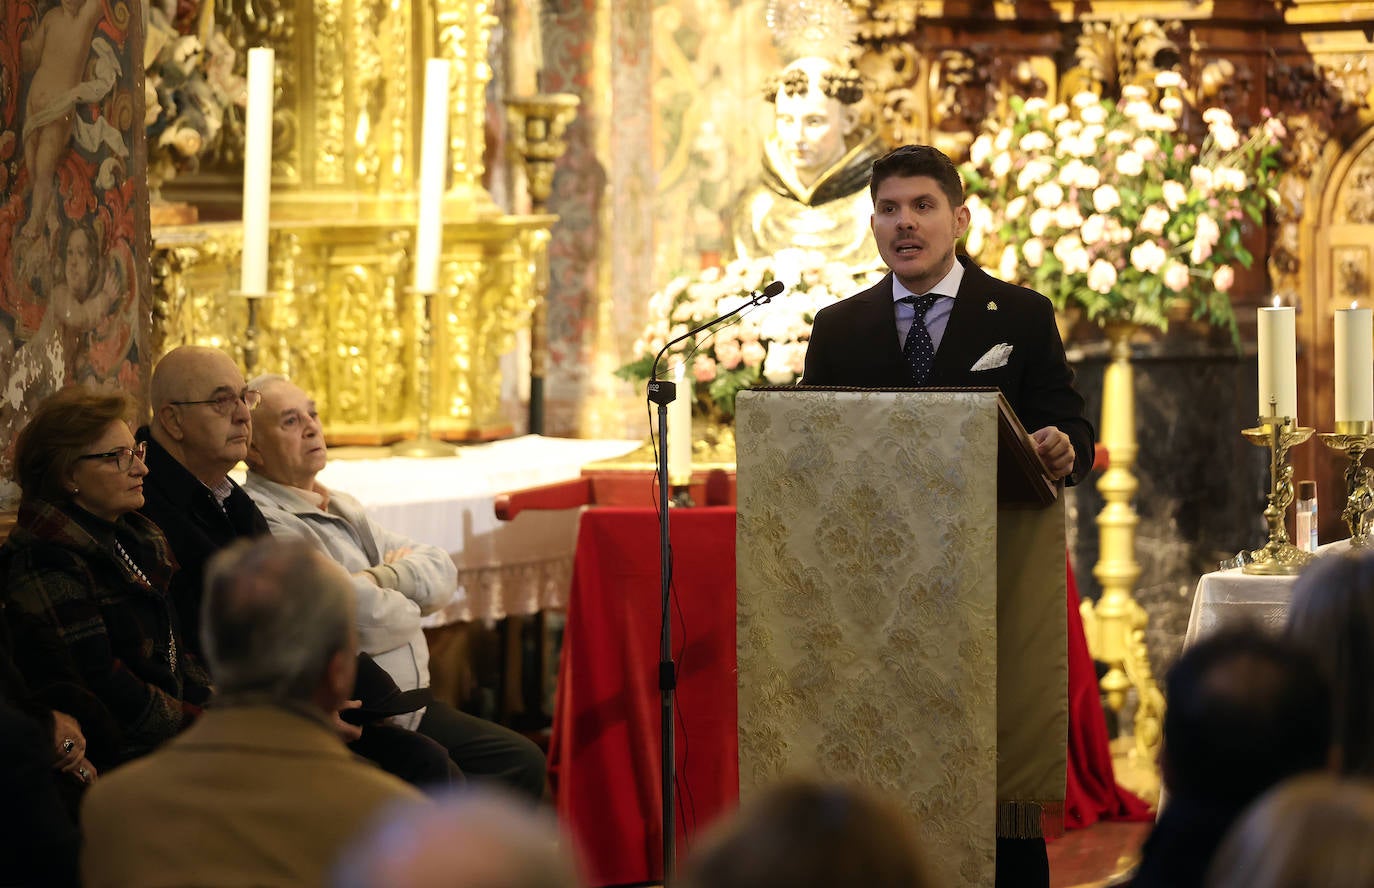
[230,290,277,376]
[1241,403,1315,575]
[1319,420,1374,548]
[505,93,580,435]
[391,287,457,458]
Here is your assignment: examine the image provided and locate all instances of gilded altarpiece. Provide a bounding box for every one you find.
[626,0,1374,771]
[150,0,552,443]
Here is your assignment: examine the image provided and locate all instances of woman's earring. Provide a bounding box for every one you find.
[71,487,79,495]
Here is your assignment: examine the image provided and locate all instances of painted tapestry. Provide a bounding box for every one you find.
[0,0,149,507]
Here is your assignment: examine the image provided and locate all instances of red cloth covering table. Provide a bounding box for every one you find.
[549,507,739,887]
[549,507,1147,887]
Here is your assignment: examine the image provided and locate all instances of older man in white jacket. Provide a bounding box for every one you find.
[243,374,545,800]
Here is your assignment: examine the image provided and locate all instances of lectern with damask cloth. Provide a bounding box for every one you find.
[734,388,1067,887]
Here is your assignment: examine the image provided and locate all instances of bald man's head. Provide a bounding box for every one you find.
[149,346,254,486]
[150,346,243,410]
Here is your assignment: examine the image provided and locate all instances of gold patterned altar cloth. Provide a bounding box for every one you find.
[734,389,1066,886]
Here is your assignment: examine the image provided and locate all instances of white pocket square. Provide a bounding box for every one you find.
[971,343,1013,371]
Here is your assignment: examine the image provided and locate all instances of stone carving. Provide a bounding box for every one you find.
[732,55,885,270]
[1197,57,1257,128]
[1338,248,1369,300]
[856,42,924,146]
[1342,161,1374,224]
[1061,19,1183,99]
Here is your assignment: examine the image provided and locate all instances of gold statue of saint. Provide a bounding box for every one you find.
[732,56,885,271]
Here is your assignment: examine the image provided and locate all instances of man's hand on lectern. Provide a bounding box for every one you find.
[1031,426,1074,481]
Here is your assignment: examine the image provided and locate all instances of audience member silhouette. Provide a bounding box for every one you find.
[81,538,426,887]
[680,778,937,888]
[1204,773,1374,888]
[1285,550,1374,776]
[1127,625,1334,888]
[334,787,580,888]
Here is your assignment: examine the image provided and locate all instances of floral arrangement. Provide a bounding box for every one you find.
[617,250,884,420]
[958,74,1285,340]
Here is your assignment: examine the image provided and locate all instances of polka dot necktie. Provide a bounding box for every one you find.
[901,293,940,386]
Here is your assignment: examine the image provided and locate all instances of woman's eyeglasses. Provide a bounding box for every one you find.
[75,442,148,472]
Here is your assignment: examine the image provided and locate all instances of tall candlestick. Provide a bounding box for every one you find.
[240,47,275,295]
[1335,306,1374,425]
[1257,306,1297,422]
[668,363,692,484]
[413,59,451,293]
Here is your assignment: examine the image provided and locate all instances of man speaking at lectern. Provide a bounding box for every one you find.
[802,143,1094,488]
[801,144,1096,887]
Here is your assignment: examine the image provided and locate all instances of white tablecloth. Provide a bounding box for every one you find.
[1183,539,1352,649]
[312,435,641,625]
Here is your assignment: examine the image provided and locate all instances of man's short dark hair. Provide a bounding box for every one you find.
[869,144,964,207]
[1164,624,1332,806]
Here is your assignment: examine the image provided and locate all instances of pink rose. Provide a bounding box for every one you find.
[693,354,717,382]
[1163,261,1190,293]
[1087,259,1119,294]
[741,341,767,368]
[714,339,742,369]
[1092,185,1121,214]
[1212,265,1235,293]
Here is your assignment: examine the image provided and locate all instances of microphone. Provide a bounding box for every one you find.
[651,280,787,380]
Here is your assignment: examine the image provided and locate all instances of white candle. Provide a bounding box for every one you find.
[1335,306,1374,424]
[240,47,275,295]
[668,362,692,483]
[413,58,451,293]
[1257,306,1298,423]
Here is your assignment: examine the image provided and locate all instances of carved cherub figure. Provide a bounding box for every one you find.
[1344,464,1374,541]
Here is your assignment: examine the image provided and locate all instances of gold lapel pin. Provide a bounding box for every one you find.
[985,301,998,311]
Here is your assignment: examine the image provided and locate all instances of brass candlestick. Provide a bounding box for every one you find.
[505,93,580,435]
[1241,405,1315,575]
[391,287,457,458]
[231,290,277,376]
[1319,420,1374,548]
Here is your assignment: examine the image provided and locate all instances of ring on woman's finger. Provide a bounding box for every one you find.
[77,767,90,781]
[62,738,75,753]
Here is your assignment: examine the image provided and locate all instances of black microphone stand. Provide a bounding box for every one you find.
[647,278,785,885]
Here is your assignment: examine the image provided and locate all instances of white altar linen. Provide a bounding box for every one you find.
[280,435,639,625]
[1183,539,1352,650]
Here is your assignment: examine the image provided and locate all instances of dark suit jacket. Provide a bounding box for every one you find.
[802,257,1095,486]
[132,429,413,722]
[135,428,270,657]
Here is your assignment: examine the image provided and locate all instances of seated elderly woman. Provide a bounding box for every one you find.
[242,373,545,800]
[0,386,212,764]
[1284,549,1374,776]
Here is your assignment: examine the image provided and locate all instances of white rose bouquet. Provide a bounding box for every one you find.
[959,73,1284,340]
[617,250,884,420]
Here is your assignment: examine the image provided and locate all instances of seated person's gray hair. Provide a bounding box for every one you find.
[201,538,353,704]
[246,372,289,395]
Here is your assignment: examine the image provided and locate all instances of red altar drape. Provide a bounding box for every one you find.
[1059,557,1153,832]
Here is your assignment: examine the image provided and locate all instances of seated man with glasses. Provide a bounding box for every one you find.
[136,347,460,792]
[243,373,547,800]
[136,346,264,651]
